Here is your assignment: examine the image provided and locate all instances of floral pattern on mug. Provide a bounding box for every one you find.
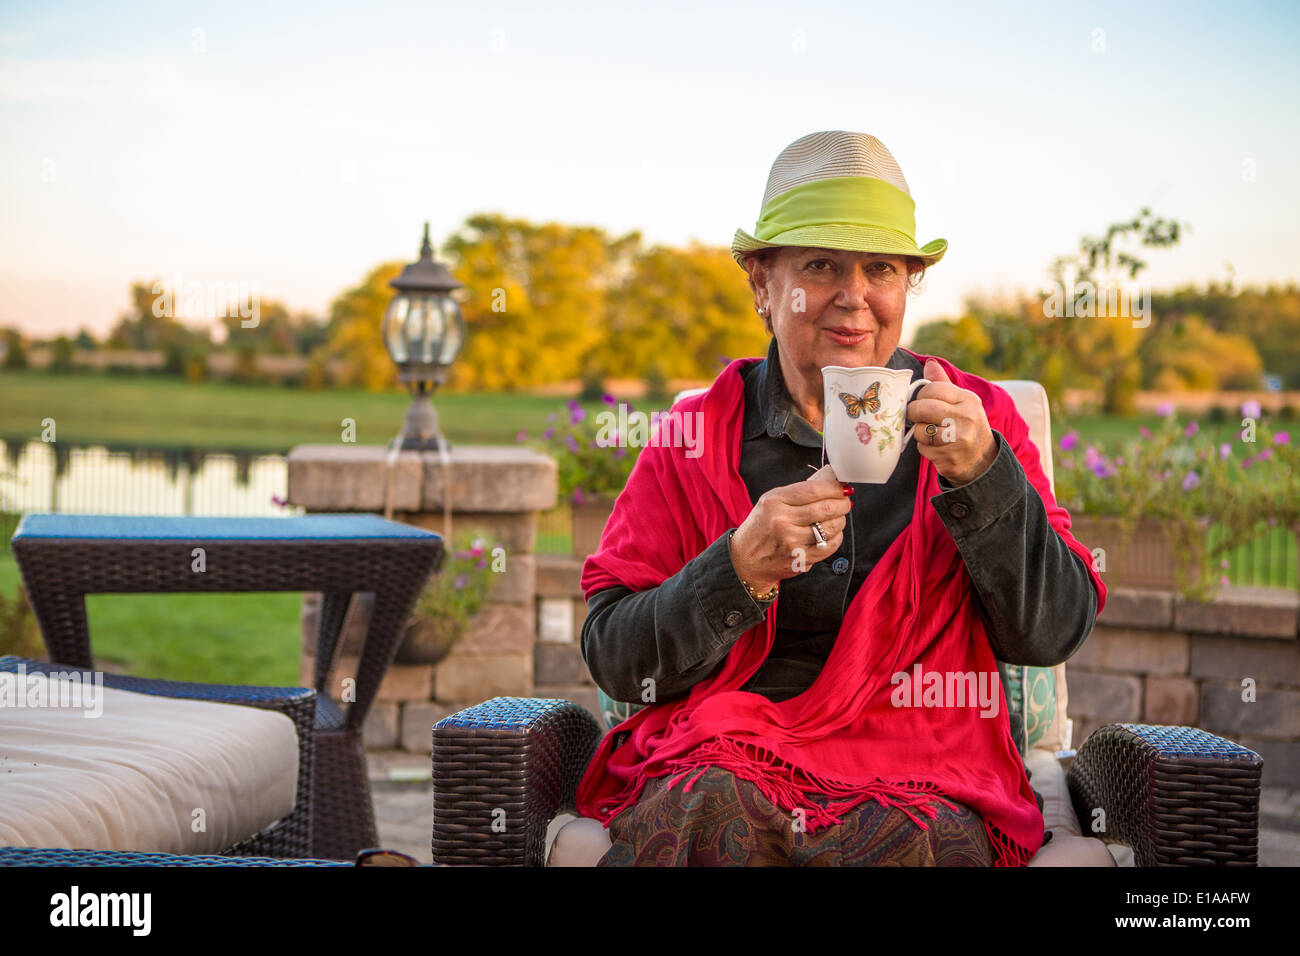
[855,422,873,445]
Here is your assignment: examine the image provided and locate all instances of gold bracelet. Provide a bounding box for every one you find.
[728,530,779,603]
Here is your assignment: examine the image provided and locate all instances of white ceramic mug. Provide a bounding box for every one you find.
[821,365,932,484]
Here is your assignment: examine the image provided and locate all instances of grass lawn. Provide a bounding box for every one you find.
[0,550,301,685]
[0,369,626,452]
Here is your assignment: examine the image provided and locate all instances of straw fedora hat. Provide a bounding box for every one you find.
[731,131,947,271]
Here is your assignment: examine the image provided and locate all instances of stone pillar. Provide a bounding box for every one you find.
[287,444,557,751]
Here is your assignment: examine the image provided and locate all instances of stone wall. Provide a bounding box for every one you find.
[288,444,561,751]
[1067,585,1300,788]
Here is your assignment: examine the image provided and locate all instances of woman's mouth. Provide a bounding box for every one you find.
[823,327,871,346]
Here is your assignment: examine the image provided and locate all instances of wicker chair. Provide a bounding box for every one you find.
[9,514,445,860]
[0,654,316,858]
[430,381,1263,866]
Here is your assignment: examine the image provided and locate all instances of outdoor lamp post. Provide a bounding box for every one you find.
[381,222,466,450]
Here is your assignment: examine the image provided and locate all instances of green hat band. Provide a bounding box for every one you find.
[753,175,918,246]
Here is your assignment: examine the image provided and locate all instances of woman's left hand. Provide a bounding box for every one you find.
[906,359,998,487]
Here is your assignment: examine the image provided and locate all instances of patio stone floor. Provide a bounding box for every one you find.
[369,749,1300,867]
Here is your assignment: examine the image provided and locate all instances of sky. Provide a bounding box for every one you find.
[1,0,1298,345]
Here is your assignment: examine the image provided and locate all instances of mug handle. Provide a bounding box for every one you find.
[900,378,932,446]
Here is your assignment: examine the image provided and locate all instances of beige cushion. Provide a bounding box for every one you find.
[1024,746,1116,867]
[0,672,299,854]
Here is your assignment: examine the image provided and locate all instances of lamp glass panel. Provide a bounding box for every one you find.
[382,296,410,363]
[438,298,464,364]
[420,295,444,364]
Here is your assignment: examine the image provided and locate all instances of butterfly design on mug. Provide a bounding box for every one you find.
[837,382,882,419]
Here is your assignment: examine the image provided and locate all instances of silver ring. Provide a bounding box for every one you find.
[811,522,828,549]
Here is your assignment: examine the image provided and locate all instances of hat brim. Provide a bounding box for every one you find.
[731,226,947,270]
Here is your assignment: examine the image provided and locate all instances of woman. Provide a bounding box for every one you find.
[576,131,1105,866]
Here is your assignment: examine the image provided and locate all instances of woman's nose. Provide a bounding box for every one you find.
[834,263,874,310]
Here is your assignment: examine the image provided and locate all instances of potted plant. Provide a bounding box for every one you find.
[1055,403,1287,601]
[398,531,499,665]
[522,394,641,557]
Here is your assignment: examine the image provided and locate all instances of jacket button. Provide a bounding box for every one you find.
[724,610,743,627]
[832,557,849,574]
[949,502,970,519]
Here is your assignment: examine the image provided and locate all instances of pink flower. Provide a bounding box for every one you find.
[1220,575,1231,587]
[515,429,527,443]
[1274,431,1291,445]
[1138,425,1153,440]
[1258,448,1274,462]
[855,422,873,445]
[1182,471,1200,490]
[602,392,617,406]
[1242,399,1262,420]
[1156,402,1174,417]
[1184,420,1199,437]
[1060,430,1079,451]
[572,487,585,507]
[1219,443,1231,460]
[1084,446,1102,470]
[542,427,554,440]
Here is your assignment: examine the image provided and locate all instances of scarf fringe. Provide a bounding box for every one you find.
[594,735,1033,866]
[595,733,1019,837]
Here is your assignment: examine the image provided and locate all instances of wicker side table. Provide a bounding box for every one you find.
[11,513,444,860]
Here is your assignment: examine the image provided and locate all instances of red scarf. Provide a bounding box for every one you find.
[575,351,1106,866]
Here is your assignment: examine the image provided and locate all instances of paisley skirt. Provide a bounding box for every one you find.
[596,765,995,866]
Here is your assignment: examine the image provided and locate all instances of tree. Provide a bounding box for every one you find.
[1,329,27,370]
[323,262,405,390]
[444,213,642,390]
[599,242,770,380]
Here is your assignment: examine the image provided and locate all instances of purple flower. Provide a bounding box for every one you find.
[1219,443,1231,460]
[1060,430,1079,451]
[515,429,527,444]
[1138,425,1153,440]
[271,494,287,508]
[602,392,616,406]
[1091,461,1114,478]
[542,427,554,440]
[1084,446,1102,470]
[454,573,468,590]
[1242,399,1262,420]
[1184,420,1199,438]
[572,487,585,507]
[1182,471,1200,490]
[613,446,627,459]
[476,557,488,570]
[569,401,586,425]
[565,434,580,454]
[1220,558,1230,569]
[1156,401,1174,418]
[546,412,557,423]
[1258,447,1274,462]
[1242,456,1253,469]
[1274,431,1291,445]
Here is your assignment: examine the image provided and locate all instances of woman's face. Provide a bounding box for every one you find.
[748,246,915,398]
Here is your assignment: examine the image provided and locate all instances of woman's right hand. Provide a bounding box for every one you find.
[728,480,854,593]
